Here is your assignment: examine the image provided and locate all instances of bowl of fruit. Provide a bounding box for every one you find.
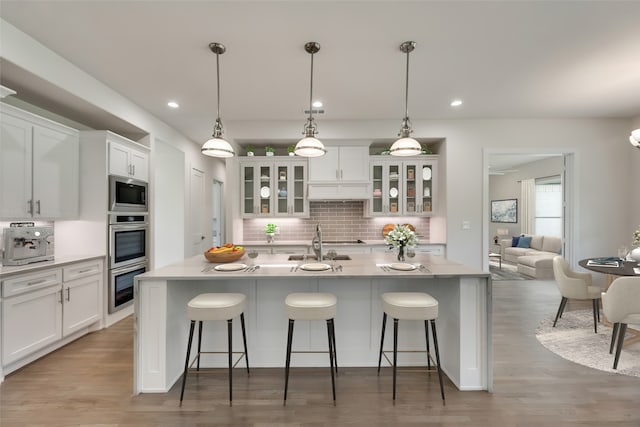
[204,244,245,263]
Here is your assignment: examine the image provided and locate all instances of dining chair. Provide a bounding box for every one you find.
[601,276,640,369]
[552,256,601,333]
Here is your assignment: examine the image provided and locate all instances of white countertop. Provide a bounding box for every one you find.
[240,240,446,247]
[136,252,486,281]
[0,254,105,278]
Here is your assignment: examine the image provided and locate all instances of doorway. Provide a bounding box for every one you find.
[485,151,574,277]
[212,180,223,247]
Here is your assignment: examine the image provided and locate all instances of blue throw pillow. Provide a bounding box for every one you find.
[517,236,532,248]
[511,236,520,247]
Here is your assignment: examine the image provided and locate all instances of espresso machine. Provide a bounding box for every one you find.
[2,225,54,266]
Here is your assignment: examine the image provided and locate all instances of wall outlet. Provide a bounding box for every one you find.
[462,221,471,230]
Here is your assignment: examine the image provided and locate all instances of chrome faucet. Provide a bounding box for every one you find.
[312,223,323,261]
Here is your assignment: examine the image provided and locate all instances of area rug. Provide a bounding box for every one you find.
[489,261,529,281]
[536,309,640,378]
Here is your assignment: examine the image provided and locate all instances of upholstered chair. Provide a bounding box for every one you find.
[552,256,601,333]
[601,277,640,369]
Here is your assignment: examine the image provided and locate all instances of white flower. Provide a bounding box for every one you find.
[384,224,417,248]
[633,225,640,247]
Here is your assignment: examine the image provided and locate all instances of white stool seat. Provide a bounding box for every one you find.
[382,292,438,320]
[187,293,246,321]
[285,292,337,320]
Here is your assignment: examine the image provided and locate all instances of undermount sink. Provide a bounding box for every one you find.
[287,254,351,261]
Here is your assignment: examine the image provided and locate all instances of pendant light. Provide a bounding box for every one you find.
[294,42,326,157]
[630,129,640,149]
[390,41,422,156]
[201,42,234,158]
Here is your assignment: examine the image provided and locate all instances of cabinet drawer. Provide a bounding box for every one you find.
[63,259,103,282]
[2,269,62,298]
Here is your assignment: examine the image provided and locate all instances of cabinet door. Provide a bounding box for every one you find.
[403,162,419,215]
[130,148,149,181]
[62,274,101,337]
[417,161,435,215]
[32,124,79,218]
[275,164,290,215]
[370,162,385,215]
[338,146,369,182]
[308,147,339,181]
[241,163,258,216]
[2,285,62,364]
[109,141,131,177]
[257,164,273,216]
[0,113,32,218]
[290,163,307,216]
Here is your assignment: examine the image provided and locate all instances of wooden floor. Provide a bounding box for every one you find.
[2,279,640,426]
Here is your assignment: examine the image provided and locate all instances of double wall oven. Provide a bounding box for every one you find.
[108,212,148,313]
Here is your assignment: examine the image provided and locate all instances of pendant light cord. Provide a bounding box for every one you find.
[308,51,314,123]
[404,47,410,120]
[216,51,221,121]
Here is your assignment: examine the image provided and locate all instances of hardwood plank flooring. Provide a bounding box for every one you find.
[2,279,640,426]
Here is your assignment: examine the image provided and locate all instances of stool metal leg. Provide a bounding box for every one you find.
[330,318,338,374]
[392,318,398,401]
[613,323,627,369]
[227,319,233,405]
[327,319,336,403]
[430,319,445,402]
[240,313,250,374]
[283,319,295,403]
[377,312,387,374]
[179,320,196,405]
[424,320,431,370]
[196,321,203,371]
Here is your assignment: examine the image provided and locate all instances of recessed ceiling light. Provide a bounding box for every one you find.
[450,99,463,107]
[167,101,179,108]
[312,100,323,108]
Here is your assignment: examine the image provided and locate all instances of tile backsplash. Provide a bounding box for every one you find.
[242,201,430,242]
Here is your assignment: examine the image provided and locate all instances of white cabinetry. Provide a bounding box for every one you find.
[307,146,370,200]
[240,157,308,218]
[0,103,79,219]
[369,156,437,216]
[1,258,103,371]
[108,135,149,181]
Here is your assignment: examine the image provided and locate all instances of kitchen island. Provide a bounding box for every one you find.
[134,252,491,394]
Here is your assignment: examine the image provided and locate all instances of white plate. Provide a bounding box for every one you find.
[260,186,270,198]
[422,167,432,181]
[423,187,431,197]
[388,263,416,271]
[214,263,247,272]
[389,187,398,198]
[300,263,331,271]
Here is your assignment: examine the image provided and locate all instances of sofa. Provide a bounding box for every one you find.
[500,235,562,279]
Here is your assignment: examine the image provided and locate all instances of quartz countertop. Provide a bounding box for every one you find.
[240,240,446,246]
[136,252,486,281]
[0,254,105,278]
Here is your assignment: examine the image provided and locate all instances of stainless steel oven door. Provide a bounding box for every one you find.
[109,262,147,314]
[109,223,148,269]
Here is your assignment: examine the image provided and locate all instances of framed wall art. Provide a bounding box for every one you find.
[491,199,517,223]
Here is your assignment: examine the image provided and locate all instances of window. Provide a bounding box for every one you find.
[535,176,562,237]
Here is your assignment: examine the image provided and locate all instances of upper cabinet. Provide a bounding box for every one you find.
[108,134,149,182]
[369,155,438,217]
[240,156,308,218]
[307,146,370,200]
[0,103,79,219]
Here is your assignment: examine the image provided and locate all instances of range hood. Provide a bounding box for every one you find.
[307,182,371,200]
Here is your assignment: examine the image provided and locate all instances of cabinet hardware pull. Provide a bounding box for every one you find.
[78,268,92,274]
[66,287,71,301]
[340,170,343,179]
[36,200,41,214]
[27,279,47,286]
[28,199,33,214]
[132,164,135,175]
[58,290,63,304]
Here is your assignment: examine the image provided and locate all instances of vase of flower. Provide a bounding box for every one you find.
[264,223,277,243]
[397,245,405,262]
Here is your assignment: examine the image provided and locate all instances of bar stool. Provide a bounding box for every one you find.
[377,292,445,403]
[179,293,249,406]
[284,292,338,404]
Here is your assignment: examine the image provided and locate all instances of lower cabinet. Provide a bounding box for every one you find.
[1,258,103,369]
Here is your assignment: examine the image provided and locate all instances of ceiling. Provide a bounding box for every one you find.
[1,1,639,150]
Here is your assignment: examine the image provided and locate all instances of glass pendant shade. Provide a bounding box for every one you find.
[390,136,422,156]
[202,42,235,158]
[202,136,234,158]
[295,136,326,157]
[630,129,640,148]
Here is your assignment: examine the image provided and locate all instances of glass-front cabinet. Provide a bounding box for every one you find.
[240,157,308,218]
[369,156,437,216]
